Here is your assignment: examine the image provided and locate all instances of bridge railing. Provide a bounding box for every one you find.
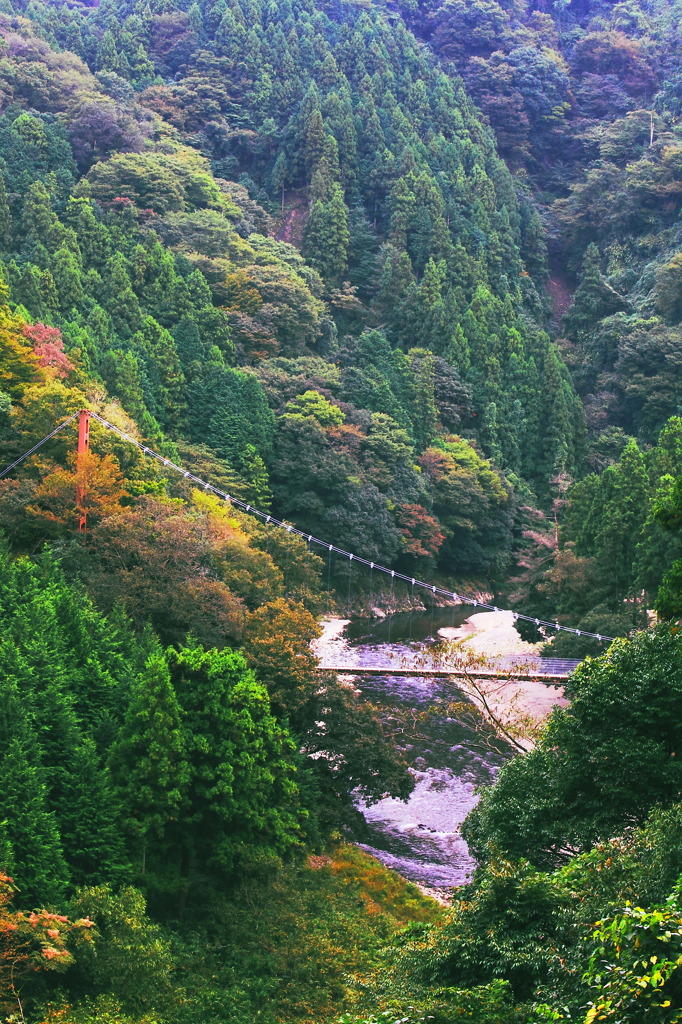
[317,651,582,679]
[492,655,581,676]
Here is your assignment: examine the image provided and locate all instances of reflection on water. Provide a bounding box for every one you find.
[344,605,475,646]
[342,611,510,893]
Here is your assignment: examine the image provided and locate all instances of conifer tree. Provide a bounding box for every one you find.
[101,349,149,426]
[595,439,650,609]
[21,184,63,253]
[302,182,349,287]
[131,43,155,85]
[215,9,244,61]
[239,444,272,510]
[409,348,438,452]
[168,646,303,878]
[414,257,450,352]
[97,29,120,73]
[309,138,342,201]
[563,243,628,342]
[301,86,326,176]
[372,244,416,340]
[50,247,85,313]
[100,254,143,337]
[131,316,186,430]
[0,733,69,906]
[110,655,188,874]
[56,738,128,886]
[68,199,111,267]
[187,1,204,41]
[536,345,585,491]
[0,178,11,251]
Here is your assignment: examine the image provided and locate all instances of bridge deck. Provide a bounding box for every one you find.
[318,664,571,684]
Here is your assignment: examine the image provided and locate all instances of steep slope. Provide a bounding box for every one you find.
[0,0,588,591]
[408,0,682,443]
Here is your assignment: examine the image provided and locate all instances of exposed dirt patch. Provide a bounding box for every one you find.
[273,189,309,248]
[307,853,332,870]
[547,273,574,323]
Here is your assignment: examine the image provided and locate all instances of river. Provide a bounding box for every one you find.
[321,609,515,894]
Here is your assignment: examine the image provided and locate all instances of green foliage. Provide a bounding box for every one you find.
[302,183,350,287]
[516,417,682,648]
[0,541,140,900]
[654,474,682,619]
[0,0,593,614]
[38,995,161,1024]
[2,1,682,1021]
[242,597,413,831]
[0,733,70,906]
[109,656,189,866]
[399,859,570,1000]
[187,366,274,465]
[655,253,682,323]
[54,737,128,887]
[284,388,345,427]
[336,992,525,1024]
[165,845,440,1024]
[168,645,305,879]
[402,0,682,453]
[563,245,628,343]
[583,890,682,1022]
[83,149,221,214]
[377,795,682,1019]
[656,562,682,621]
[464,625,682,871]
[420,437,513,581]
[68,886,173,1013]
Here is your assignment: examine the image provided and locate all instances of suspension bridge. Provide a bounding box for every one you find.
[0,409,616,681]
[316,653,581,683]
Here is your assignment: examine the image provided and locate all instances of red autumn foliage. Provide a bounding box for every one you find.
[22,324,74,379]
[395,502,445,560]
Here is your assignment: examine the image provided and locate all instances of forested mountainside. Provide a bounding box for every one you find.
[1,0,682,1020]
[393,0,682,639]
[0,0,588,586]
[0,0,678,633]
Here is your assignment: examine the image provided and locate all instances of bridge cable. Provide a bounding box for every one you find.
[388,572,395,644]
[84,410,616,644]
[0,411,81,480]
[0,410,616,644]
[408,577,414,644]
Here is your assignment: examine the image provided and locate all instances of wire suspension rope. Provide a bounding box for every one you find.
[388,571,394,645]
[85,410,616,643]
[0,411,80,480]
[3,408,616,643]
[408,577,414,644]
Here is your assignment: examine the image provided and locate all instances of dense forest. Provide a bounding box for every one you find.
[0,0,681,1019]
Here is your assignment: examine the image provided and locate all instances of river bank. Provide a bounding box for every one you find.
[315,609,567,743]
[337,582,494,619]
[313,608,568,894]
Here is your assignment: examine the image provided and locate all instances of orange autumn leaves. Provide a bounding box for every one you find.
[26,450,127,532]
[0,873,93,1016]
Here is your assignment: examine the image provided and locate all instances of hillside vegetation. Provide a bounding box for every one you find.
[0,0,681,1020]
